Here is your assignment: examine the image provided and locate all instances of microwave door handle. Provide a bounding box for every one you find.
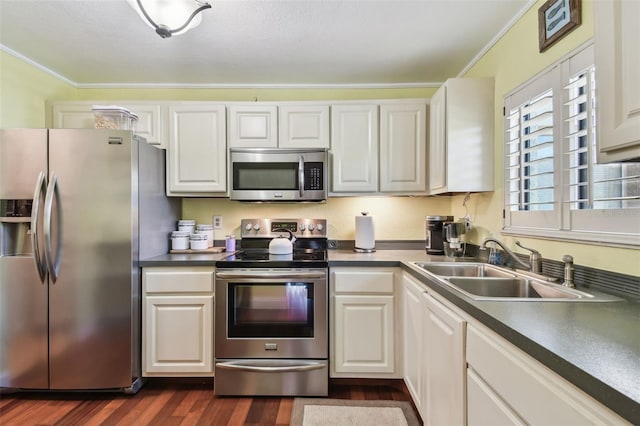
[298,155,304,198]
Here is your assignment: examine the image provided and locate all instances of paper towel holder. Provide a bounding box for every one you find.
[354,211,376,253]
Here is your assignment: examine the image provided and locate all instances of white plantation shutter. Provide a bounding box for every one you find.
[507,90,555,212]
[562,51,640,239]
[503,67,561,231]
[504,43,639,244]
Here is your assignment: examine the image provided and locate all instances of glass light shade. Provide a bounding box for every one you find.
[127,0,207,36]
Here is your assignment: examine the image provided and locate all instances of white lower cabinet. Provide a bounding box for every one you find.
[142,267,215,376]
[330,267,400,377]
[467,367,525,426]
[423,292,466,426]
[402,273,426,410]
[466,323,629,425]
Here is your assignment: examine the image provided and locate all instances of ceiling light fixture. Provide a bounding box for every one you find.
[127,0,212,38]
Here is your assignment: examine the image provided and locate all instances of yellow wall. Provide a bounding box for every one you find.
[1,0,637,274]
[182,196,451,241]
[453,0,638,276]
[0,51,76,128]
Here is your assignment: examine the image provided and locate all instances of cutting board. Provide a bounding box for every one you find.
[170,247,226,254]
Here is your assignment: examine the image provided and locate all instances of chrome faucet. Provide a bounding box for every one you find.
[480,237,542,273]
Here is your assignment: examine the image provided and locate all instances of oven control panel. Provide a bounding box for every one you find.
[241,218,327,238]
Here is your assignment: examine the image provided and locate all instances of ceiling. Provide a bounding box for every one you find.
[0,0,534,88]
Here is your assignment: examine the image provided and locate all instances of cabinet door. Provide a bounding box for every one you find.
[379,103,426,192]
[167,104,227,195]
[595,0,640,162]
[278,105,330,148]
[52,103,94,129]
[423,293,466,426]
[467,324,628,425]
[402,273,425,410]
[330,105,379,192]
[52,102,164,147]
[143,295,214,375]
[428,86,447,193]
[467,367,525,426]
[333,295,394,374]
[119,103,163,147]
[228,105,278,148]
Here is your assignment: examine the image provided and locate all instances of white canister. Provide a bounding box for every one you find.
[178,219,196,234]
[195,224,214,247]
[225,235,236,252]
[189,233,208,251]
[171,231,190,250]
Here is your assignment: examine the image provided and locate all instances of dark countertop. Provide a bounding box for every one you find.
[140,249,640,423]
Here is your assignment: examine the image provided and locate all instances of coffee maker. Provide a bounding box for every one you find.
[425,215,453,255]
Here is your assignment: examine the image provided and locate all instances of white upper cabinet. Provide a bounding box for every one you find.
[594,0,640,162]
[428,78,494,194]
[278,105,330,148]
[228,105,278,148]
[380,103,427,192]
[330,104,379,192]
[52,101,164,147]
[166,104,227,196]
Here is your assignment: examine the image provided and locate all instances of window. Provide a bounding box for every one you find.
[503,44,640,246]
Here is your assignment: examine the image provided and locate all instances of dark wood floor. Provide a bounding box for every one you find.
[0,378,420,425]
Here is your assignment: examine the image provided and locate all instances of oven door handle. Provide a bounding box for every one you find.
[215,361,325,373]
[215,271,326,279]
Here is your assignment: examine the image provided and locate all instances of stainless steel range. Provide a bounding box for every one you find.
[214,218,328,396]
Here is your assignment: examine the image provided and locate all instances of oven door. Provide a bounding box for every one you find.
[215,269,328,359]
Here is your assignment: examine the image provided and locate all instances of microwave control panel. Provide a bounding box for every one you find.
[304,162,324,190]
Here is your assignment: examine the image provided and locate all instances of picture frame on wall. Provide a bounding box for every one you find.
[538,0,581,53]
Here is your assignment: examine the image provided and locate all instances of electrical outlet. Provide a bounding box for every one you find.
[213,215,223,230]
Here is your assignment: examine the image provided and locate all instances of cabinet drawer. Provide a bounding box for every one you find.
[333,270,394,294]
[467,324,628,425]
[143,267,214,293]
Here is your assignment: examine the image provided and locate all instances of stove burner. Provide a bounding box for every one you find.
[217,248,327,269]
[219,218,329,268]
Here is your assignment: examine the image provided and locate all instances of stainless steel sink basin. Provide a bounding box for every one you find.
[413,262,517,278]
[444,277,590,300]
[410,261,622,302]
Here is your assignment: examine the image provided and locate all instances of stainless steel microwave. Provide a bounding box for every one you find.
[230,148,328,202]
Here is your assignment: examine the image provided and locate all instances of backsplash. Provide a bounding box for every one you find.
[475,246,640,301]
[181,196,451,241]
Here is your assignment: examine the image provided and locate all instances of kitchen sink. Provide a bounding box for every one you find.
[410,261,622,302]
[414,262,517,278]
[444,277,590,300]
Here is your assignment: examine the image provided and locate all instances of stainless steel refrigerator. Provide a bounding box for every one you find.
[0,129,179,392]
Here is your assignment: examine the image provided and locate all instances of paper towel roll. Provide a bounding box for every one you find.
[355,212,375,251]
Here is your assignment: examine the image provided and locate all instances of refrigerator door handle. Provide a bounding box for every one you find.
[31,171,48,283]
[44,174,63,283]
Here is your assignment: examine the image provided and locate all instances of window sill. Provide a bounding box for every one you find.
[501,226,640,248]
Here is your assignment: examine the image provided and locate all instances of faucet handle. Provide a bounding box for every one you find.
[515,240,541,255]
